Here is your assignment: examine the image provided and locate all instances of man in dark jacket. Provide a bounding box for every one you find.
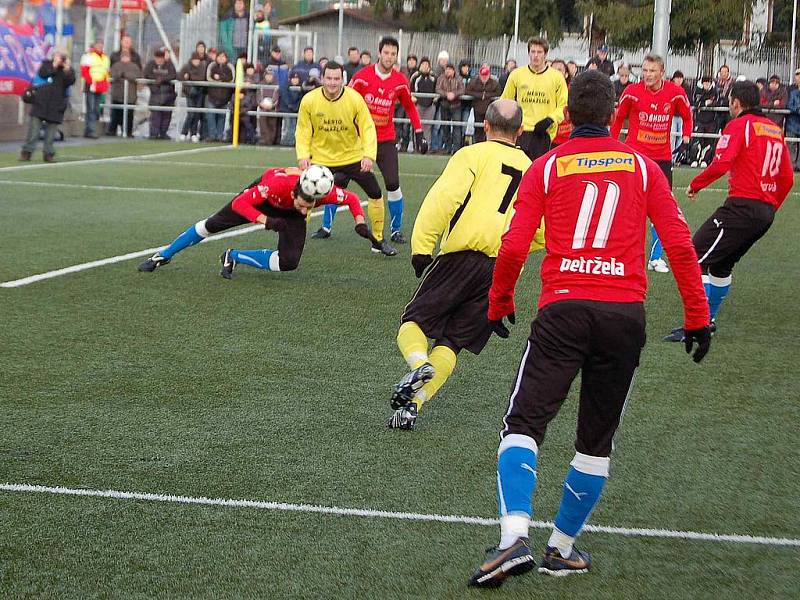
[206,51,234,142]
[458,59,473,148]
[178,52,207,141]
[690,76,720,167]
[765,74,788,127]
[292,47,320,83]
[344,46,361,82]
[20,52,75,162]
[144,48,177,139]
[436,63,465,154]
[592,44,615,77]
[108,51,142,137]
[410,57,437,143]
[110,34,142,68]
[465,64,501,142]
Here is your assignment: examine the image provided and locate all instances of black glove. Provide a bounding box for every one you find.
[414,131,429,155]
[411,254,433,278]
[684,326,711,363]
[265,217,288,232]
[489,312,516,339]
[354,223,370,239]
[533,117,554,135]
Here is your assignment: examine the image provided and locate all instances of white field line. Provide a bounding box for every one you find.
[0,180,235,196]
[0,202,362,289]
[2,482,798,547]
[0,144,231,173]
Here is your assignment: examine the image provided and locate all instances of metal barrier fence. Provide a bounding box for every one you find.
[98,77,800,144]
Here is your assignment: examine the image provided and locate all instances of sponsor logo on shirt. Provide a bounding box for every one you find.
[717,134,730,149]
[752,121,783,139]
[556,152,636,175]
[559,256,626,276]
[363,92,394,108]
[636,130,669,144]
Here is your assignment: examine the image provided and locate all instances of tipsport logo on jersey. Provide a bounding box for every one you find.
[556,152,636,176]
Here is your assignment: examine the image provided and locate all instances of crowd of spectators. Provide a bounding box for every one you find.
[20,30,800,167]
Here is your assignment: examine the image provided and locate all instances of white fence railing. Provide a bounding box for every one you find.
[179,0,218,65]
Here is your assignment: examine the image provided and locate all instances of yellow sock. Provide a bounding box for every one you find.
[414,344,457,409]
[368,197,385,242]
[397,321,429,369]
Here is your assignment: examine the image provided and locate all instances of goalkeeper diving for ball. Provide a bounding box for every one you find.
[389,99,545,430]
[137,166,379,279]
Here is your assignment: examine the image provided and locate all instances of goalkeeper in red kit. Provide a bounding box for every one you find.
[468,71,711,588]
[314,36,428,244]
[137,167,380,279]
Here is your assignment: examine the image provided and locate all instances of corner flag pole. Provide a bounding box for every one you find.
[232,58,244,147]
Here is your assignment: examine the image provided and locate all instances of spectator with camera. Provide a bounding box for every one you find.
[20,51,75,162]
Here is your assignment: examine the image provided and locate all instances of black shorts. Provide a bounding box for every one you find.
[500,300,646,457]
[329,161,382,200]
[517,130,551,161]
[693,197,775,278]
[655,160,673,187]
[376,140,400,192]
[401,250,495,355]
[204,196,307,271]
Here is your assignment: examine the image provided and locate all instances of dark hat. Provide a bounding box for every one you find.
[419,56,431,66]
[154,48,166,58]
[271,45,281,52]
[769,74,780,82]
[701,75,712,83]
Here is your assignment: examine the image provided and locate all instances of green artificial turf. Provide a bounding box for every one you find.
[1,142,798,599]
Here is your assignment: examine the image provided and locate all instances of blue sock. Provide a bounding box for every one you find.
[322,204,337,231]
[649,224,663,261]
[387,190,403,233]
[553,453,609,539]
[707,274,731,321]
[497,434,539,517]
[230,249,276,270]
[161,222,206,259]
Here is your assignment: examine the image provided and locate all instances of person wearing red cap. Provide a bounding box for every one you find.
[465,64,501,143]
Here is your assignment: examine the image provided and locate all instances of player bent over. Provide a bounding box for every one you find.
[388,99,543,430]
[295,61,397,256]
[317,35,428,244]
[137,167,379,277]
[663,80,794,342]
[468,72,711,588]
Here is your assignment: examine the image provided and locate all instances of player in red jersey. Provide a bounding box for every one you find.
[137,167,379,278]
[611,54,693,273]
[468,72,711,588]
[664,80,794,342]
[315,36,428,244]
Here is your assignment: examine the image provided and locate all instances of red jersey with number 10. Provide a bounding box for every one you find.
[611,80,692,161]
[349,64,422,142]
[230,167,364,223]
[489,134,709,331]
[690,110,794,210]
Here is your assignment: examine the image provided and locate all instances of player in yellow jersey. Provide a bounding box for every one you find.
[388,99,545,430]
[501,37,568,161]
[295,61,396,255]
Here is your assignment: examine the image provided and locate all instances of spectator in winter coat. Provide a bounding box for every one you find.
[257,68,280,145]
[219,0,249,60]
[206,51,234,142]
[693,76,719,129]
[592,44,615,77]
[436,63,465,154]
[279,71,303,146]
[613,64,632,100]
[108,52,142,137]
[396,54,419,151]
[465,63,501,142]
[20,52,75,162]
[498,59,517,90]
[144,48,177,139]
[458,59,473,147]
[670,70,689,155]
[178,52,208,141]
[410,57,437,142]
[80,40,110,138]
[344,47,361,82]
[785,84,800,170]
[765,74,788,127]
[292,47,321,83]
[110,34,142,68]
[267,45,285,69]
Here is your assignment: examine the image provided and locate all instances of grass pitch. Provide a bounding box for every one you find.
[0,141,798,599]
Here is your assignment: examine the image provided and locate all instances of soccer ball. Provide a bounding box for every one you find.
[259,97,274,111]
[299,165,334,199]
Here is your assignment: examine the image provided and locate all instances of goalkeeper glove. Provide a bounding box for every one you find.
[684,325,711,363]
[414,131,429,155]
[411,254,433,278]
[265,217,288,232]
[489,312,515,339]
[533,117,554,135]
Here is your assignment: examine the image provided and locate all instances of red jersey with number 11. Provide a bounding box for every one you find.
[489,134,709,331]
[690,110,794,210]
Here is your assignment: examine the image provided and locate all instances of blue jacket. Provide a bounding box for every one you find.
[786,88,800,137]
